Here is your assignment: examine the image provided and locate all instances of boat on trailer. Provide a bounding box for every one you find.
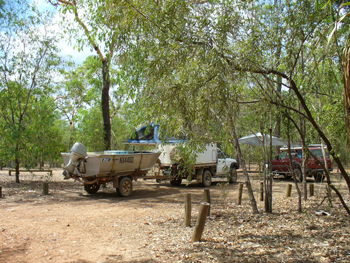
[61,142,161,196]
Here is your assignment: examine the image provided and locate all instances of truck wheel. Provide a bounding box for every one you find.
[293,167,302,182]
[84,183,100,194]
[314,172,324,183]
[170,177,182,186]
[117,177,133,197]
[202,169,212,187]
[228,168,237,184]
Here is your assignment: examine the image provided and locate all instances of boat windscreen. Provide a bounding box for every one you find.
[130,125,155,140]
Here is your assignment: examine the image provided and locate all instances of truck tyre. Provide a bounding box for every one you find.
[293,167,302,182]
[202,169,212,187]
[314,172,324,183]
[117,177,133,197]
[170,176,182,186]
[84,183,100,194]
[228,167,237,184]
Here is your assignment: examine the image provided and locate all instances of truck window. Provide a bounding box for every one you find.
[296,150,302,158]
[311,149,327,158]
[217,149,226,159]
[279,151,287,159]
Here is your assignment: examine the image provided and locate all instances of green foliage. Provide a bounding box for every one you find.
[0,1,65,171]
[114,0,349,165]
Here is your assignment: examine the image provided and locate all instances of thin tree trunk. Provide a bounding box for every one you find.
[102,59,111,150]
[342,42,350,147]
[227,115,259,214]
[69,120,74,148]
[15,157,20,184]
[264,129,273,213]
[210,107,259,214]
[286,119,302,212]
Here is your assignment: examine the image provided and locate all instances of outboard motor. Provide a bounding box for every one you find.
[63,142,87,179]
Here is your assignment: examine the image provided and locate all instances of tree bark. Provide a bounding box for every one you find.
[15,157,20,184]
[102,59,111,150]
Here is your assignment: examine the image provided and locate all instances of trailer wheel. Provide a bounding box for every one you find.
[117,177,133,197]
[84,183,100,194]
[228,167,237,184]
[202,169,212,187]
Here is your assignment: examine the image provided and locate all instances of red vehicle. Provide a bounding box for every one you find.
[272,146,332,182]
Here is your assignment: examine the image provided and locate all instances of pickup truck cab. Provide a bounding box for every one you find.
[272,146,332,182]
[217,148,240,178]
[127,123,240,186]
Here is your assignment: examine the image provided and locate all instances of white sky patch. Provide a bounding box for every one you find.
[34,0,94,65]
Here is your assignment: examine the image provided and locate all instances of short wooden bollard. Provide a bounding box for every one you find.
[309,183,314,197]
[237,183,243,205]
[0,186,2,198]
[260,181,264,201]
[192,202,210,242]
[204,188,211,216]
[43,182,49,195]
[185,194,191,227]
[285,184,292,198]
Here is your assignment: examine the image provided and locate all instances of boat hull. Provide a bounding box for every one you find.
[62,150,161,178]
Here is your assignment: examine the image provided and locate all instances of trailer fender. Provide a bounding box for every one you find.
[196,168,204,183]
[113,176,120,188]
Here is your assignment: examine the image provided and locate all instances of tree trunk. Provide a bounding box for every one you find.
[102,59,111,150]
[15,157,20,184]
[228,115,259,214]
[264,129,273,213]
[286,130,302,212]
[69,120,74,149]
[342,42,350,147]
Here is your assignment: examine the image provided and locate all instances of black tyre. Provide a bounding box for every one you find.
[84,183,100,194]
[228,167,237,184]
[314,172,324,183]
[170,176,182,186]
[202,169,212,187]
[293,167,303,182]
[117,177,133,197]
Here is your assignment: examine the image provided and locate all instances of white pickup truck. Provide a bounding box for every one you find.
[158,143,239,186]
[128,123,240,187]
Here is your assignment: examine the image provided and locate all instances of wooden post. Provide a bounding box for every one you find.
[238,183,243,205]
[192,202,210,242]
[0,186,2,198]
[309,183,314,197]
[285,184,292,198]
[260,181,264,201]
[204,188,211,216]
[185,194,191,227]
[43,182,49,195]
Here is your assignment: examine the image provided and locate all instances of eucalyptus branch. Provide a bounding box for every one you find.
[237,100,261,104]
[268,96,312,120]
[20,41,50,123]
[209,107,225,127]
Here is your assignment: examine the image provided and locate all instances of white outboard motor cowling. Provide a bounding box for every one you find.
[63,142,87,179]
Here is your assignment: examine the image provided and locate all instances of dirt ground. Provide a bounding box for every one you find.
[1,168,350,263]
